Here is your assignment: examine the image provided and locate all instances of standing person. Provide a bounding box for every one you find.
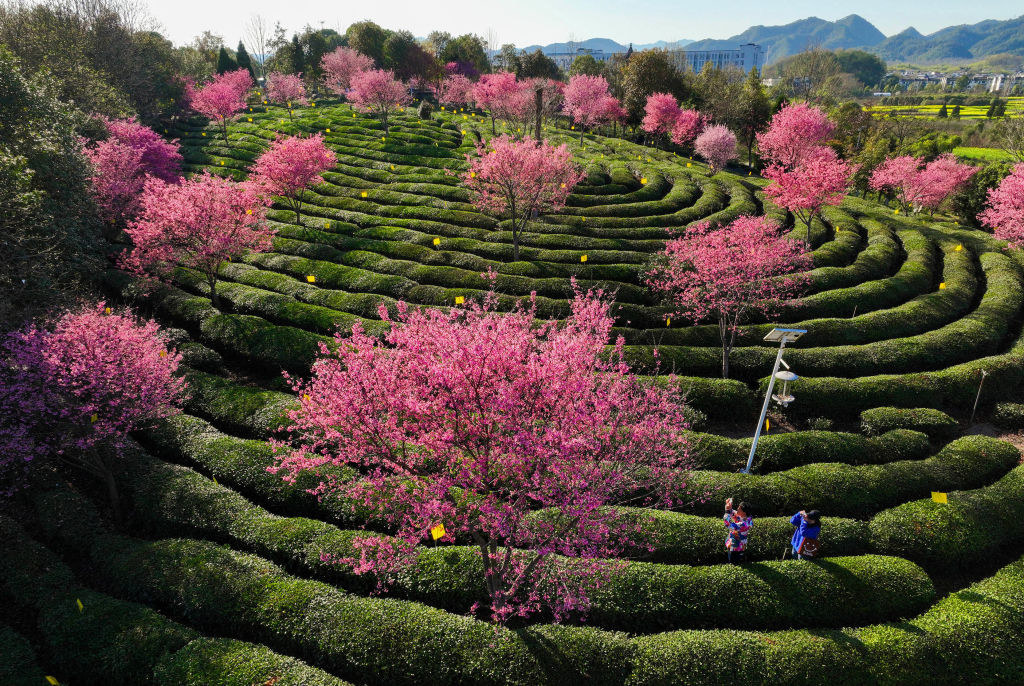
[790,509,821,559]
[723,497,752,564]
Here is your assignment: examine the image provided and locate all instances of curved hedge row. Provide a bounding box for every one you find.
[860,407,960,442]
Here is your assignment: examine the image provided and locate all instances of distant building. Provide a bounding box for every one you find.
[668,43,766,75]
[546,47,610,70]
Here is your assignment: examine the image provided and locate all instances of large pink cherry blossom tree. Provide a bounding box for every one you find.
[271,287,696,624]
[764,146,857,246]
[248,134,336,225]
[641,92,681,144]
[462,135,585,261]
[980,163,1024,247]
[83,117,182,224]
[348,69,411,135]
[562,74,616,142]
[0,302,184,511]
[756,102,835,168]
[437,73,473,109]
[190,69,253,143]
[871,154,976,215]
[471,71,525,134]
[646,216,812,378]
[266,72,308,119]
[321,47,374,96]
[121,172,273,307]
[670,108,707,148]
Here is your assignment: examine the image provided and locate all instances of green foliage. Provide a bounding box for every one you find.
[860,407,960,441]
[621,50,689,126]
[991,402,1024,431]
[216,46,237,74]
[835,49,886,87]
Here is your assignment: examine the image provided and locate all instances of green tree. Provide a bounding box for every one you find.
[936,103,948,118]
[951,104,961,119]
[495,44,520,72]
[954,74,970,91]
[216,46,237,74]
[568,54,602,77]
[736,66,771,167]
[835,49,886,88]
[235,41,254,78]
[949,162,1013,228]
[621,50,688,128]
[346,20,388,65]
[0,47,103,329]
[439,34,489,74]
[303,30,328,82]
[516,50,560,80]
[291,35,306,75]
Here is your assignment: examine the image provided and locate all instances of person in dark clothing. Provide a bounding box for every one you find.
[790,509,821,559]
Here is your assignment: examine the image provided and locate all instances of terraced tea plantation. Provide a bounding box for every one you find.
[7,99,1024,686]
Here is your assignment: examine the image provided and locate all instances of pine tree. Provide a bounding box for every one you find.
[737,67,771,169]
[951,104,961,119]
[936,103,948,118]
[236,41,254,78]
[216,46,237,75]
[291,35,306,76]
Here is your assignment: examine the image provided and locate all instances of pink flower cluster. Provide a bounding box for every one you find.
[463,135,585,260]
[266,72,308,107]
[646,216,812,378]
[321,47,374,95]
[756,103,836,169]
[870,154,976,214]
[0,302,184,493]
[437,73,473,108]
[83,117,182,224]
[190,69,253,141]
[248,133,336,224]
[272,286,696,623]
[562,74,622,140]
[640,93,708,147]
[980,163,1024,248]
[348,69,411,135]
[694,124,737,171]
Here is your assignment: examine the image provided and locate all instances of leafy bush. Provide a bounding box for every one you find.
[861,407,960,441]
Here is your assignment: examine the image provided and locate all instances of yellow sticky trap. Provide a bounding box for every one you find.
[441,106,445,110]
[461,130,466,134]
[894,209,900,214]
[641,177,647,184]
[326,222,330,228]
[202,132,206,136]
[470,171,476,178]
[571,125,575,130]
[303,394,310,402]
[748,171,752,176]
[76,598,83,612]
[433,237,441,247]
[307,275,316,283]
[939,282,946,289]
[220,160,224,165]
[353,113,356,117]
[311,102,316,107]
[289,110,294,115]
[560,183,566,188]
[90,413,98,423]
[159,350,167,358]
[430,524,447,540]
[246,209,253,215]
[955,244,963,251]
[381,137,386,142]
[391,165,395,170]
[686,162,692,167]
[213,475,218,485]
[666,317,671,326]
[580,254,588,263]
[46,678,60,685]
[765,419,770,432]
[360,191,368,198]
[931,492,948,504]
[104,307,111,314]
[247,117,252,122]
[454,296,465,305]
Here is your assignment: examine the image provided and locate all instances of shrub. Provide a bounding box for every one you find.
[991,402,1024,431]
[861,407,960,441]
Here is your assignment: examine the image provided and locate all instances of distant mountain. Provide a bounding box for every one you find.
[508,13,1024,68]
[874,16,1024,62]
[518,37,691,56]
[683,14,884,65]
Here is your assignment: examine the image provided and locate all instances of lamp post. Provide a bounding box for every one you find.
[742,328,807,474]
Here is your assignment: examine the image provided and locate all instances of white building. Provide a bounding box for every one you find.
[546,47,609,70]
[669,43,766,75]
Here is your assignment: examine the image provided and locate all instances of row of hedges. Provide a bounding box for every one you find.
[0,513,351,686]
[29,482,1024,685]
[117,445,932,633]
[0,624,44,686]
[860,407,960,441]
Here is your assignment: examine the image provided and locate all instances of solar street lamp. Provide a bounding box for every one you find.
[742,328,807,474]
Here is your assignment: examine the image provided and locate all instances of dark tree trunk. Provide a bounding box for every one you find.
[534,87,543,142]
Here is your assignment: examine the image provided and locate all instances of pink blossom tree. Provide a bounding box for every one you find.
[321,46,374,96]
[83,117,182,224]
[646,216,812,378]
[600,96,627,136]
[122,172,273,307]
[756,102,835,168]
[641,92,681,144]
[562,74,615,142]
[472,71,522,134]
[980,163,1024,248]
[266,72,308,120]
[670,108,707,148]
[248,134,337,225]
[190,69,253,143]
[348,69,411,136]
[764,146,857,246]
[463,135,585,261]
[0,302,184,510]
[271,287,696,624]
[694,124,738,172]
[869,155,921,211]
[437,73,473,109]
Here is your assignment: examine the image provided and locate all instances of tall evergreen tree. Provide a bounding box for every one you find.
[216,46,237,75]
[236,41,254,78]
[936,103,948,119]
[737,67,771,168]
[291,35,306,76]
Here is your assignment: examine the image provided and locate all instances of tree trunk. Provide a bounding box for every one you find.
[208,273,221,309]
[512,228,520,262]
[491,113,496,134]
[221,119,229,145]
[534,87,543,142]
[96,447,122,523]
[294,198,303,226]
[580,127,585,144]
[382,110,389,136]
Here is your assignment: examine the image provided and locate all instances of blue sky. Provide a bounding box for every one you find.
[146,0,1022,48]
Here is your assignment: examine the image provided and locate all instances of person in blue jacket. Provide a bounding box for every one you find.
[790,510,821,559]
